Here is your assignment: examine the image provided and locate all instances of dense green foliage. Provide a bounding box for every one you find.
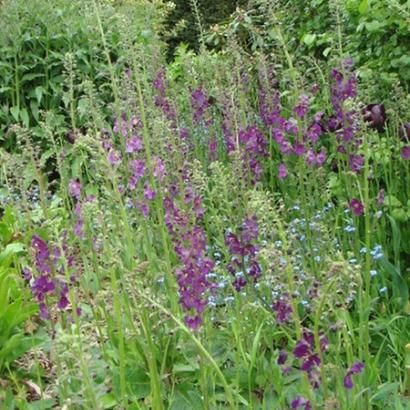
[0,0,164,154]
[205,0,410,90]
[163,0,247,59]
[0,0,410,408]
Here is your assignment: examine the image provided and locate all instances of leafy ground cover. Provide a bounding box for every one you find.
[0,0,409,409]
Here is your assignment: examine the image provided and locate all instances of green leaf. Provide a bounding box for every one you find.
[302,33,316,47]
[358,0,368,14]
[10,106,19,122]
[370,382,399,402]
[379,258,408,309]
[365,20,382,32]
[20,108,29,127]
[35,86,44,104]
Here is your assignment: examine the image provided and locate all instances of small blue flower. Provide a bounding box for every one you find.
[314,255,321,262]
[345,225,356,233]
[370,270,377,277]
[379,287,387,294]
[360,247,367,254]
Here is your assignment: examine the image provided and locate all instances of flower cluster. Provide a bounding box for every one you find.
[293,329,328,388]
[164,184,214,329]
[238,125,268,183]
[344,362,364,389]
[27,235,77,319]
[153,69,176,123]
[225,215,262,291]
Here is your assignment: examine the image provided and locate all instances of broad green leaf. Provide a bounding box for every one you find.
[358,0,369,14]
[10,106,19,122]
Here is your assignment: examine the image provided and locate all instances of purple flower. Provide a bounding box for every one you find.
[306,123,322,144]
[143,183,156,200]
[130,159,146,179]
[108,149,121,166]
[293,95,310,118]
[191,87,210,125]
[301,354,321,372]
[349,154,364,173]
[294,339,311,358]
[278,163,287,179]
[272,299,292,324]
[291,396,311,410]
[242,216,259,242]
[31,235,52,274]
[57,295,69,310]
[153,157,166,181]
[22,267,32,281]
[68,180,81,200]
[344,362,364,389]
[125,136,143,153]
[401,146,410,160]
[294,141,305,156]
[376,189,385,207]
[277,350,288,365]
[349,198,364,216]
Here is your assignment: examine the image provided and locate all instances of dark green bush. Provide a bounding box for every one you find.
[163,0,247,59]
[0,0,152,151]
[204,0,410,91]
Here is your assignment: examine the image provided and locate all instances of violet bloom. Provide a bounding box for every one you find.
[22,267,32,281]
[278,163,287,179]
[125,136,143,153]
[153,157,166,181]
[108,149,121,166]
[349,198,364,216]
[272,299,292,324]
[349,154,364,173]
[294,141,305,156]
[344,362,364,389]
[376,189,385,207]
[293,329,328,388]
[68,180,81,200]
[31,235,51,274]
[130,159,146,179]
[291,396,311,410]
[143,183,156,200]
[293,94,310,118]
[242,216,259,242]
[277,350,288,365]
[401,146,410,160]
[191,86,210,125]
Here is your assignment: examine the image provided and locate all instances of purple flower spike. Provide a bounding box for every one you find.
[272,299,292,324]
[125,136,143,153]
[242,216,259,242]
[144,183,156,200]
[344,362,364,389]
[68,180,82,200]
[293,95,310,118]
